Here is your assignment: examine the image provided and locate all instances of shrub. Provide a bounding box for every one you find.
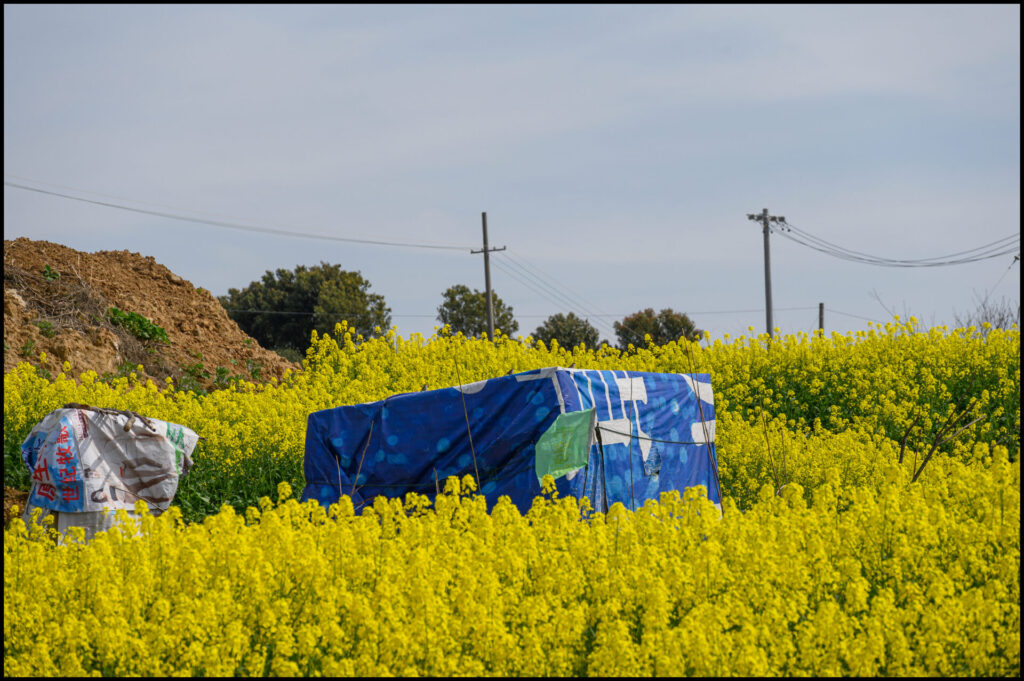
[106,307,170,344]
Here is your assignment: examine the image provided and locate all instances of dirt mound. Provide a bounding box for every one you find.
[4,487,29,528]
[3,237,299,387]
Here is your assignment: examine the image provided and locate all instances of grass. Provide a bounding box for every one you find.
[174,446,305,524]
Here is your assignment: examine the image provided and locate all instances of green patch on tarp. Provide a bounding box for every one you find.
[535,408,596,484]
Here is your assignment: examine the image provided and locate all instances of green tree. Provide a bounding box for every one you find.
[533,312,600,350]
[436,284,518,338]
[218,262,391,353]
[613,308,702,350]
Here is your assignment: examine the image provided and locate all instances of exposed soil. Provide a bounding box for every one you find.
[5,238,305,522]
[4,487,30,528]
[4,237,299,385]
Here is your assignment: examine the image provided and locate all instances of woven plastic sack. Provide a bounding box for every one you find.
[20,404,199,538]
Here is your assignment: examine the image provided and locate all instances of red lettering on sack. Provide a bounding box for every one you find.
[56,444,74,464]
[37,484,57,501]
[32,458,50,482]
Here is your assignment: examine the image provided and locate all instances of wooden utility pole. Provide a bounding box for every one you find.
[819,302,824,332]
[471,212,506,339]
[747,208,786,337]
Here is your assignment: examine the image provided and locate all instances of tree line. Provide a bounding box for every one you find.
[217,262,702,359]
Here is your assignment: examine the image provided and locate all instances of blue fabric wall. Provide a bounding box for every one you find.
[301,367,720,514]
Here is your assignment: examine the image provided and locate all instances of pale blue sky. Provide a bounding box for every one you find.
[4,4,1020,343]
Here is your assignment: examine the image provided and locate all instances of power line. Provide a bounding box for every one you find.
[790,224,1018,263]
[826,308,883,323]
[783,226,1018,266]
[496,251,794,340]
[491,258,630,342]
[495,251,824,342]
[491,258,649,344]
[504,255,620,341]
[980,254,1020,307]
[776,219,1019,267]
[5,173,252,217]
[490,258,609,336]
[493,253,619,339]
[782,220,1019,261]
[224,309,439,317]
[4,178,472,251]
[642,306,817,316]
[229,306,753,320]
[501,251,615,321]
[475,305,819,318]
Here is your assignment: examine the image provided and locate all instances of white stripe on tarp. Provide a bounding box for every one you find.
[690,419,716,444]
[514,366,565,413]
[616,370,626,417]
[567,369,585,414]
[679,374,714,405]
[551,372,565,414]
[600,370,615,418]
[453,378,489,394]
[514,367,557,382]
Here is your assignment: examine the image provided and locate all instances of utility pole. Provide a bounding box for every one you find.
[819,302,824,332]
[747,208,785,337]
[471,212,506,340]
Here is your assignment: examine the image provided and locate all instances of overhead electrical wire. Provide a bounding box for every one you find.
[493,253,830,343]
[498,263,622,341]
[825,308,883,323]
[780,219,1019,263]
[493,252,619,339]
[784,224,1018,265]
[5,173,248,217]
[494,252,826,341]
[9,174,916,334]
[775,219,1019,267]
[490,258,647,344]
[562,306,819,317]
[224,309,439,317]
[987,253,1019,296]
[224,307,721,320]
[490,257,617,339]
[501,251,616,322]
[3,178,472,251]
[502,252,624,341]
[492,254,595,317]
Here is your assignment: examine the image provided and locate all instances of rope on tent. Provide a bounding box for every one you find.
[342,432,350,507]
[594,427,701,446]
[451,352,482,492]
[579,455,591,519]
[595,428,610,513]
[626,373,636,512]
[340,452,535,493]
[350,417,375,501]
[683,342,724,513]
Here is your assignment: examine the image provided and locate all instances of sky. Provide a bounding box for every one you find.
[4,4,1020,345]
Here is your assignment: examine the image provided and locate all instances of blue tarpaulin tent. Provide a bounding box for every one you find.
[301,367,721,514]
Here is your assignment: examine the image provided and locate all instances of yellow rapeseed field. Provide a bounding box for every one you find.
[4,320,1020,676]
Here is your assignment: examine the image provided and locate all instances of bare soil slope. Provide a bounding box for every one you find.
[3,237,299,386]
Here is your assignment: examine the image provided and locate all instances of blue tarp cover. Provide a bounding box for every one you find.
[301,367,720,514]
